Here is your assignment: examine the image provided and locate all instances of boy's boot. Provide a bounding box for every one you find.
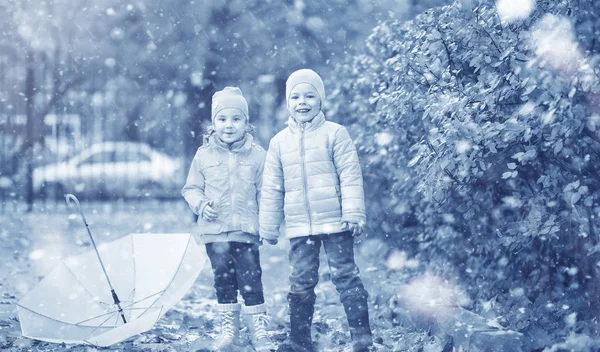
[243,303,276,351]
[212,303,241,351]
[342,292,373,352]
[287,292,316,352]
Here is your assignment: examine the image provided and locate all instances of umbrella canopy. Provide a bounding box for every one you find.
[17,232,206,346]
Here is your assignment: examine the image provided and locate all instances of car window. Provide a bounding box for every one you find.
[134,151,152,162]
[113,149,151,162]
[79,151,115,165]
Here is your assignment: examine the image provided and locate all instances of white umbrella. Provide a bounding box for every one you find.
[16,194,206,346]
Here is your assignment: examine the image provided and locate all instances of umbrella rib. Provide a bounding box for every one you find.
[125,291,163,306]
[161,235,193,291]
[132,234,137,301]
[137,235,192,317]
[76,292,163,325]
[113,312,120,327]
[83,312,120,341]
[60,259,112,307]
[75,306,160,325]
[121,290,166,317]
[74,292,165,325]
[74,295,149,325]
[76,309,122,325]
[153,306,164,325]
[127,288,136,302]
[162,235,193,289]
[16,303,110,330]
[74,290,165,326]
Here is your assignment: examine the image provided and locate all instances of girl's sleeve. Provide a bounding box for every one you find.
[333,126,366,225]
[255,148,266,204]
[259,139,284,240]
[181,149,210,215]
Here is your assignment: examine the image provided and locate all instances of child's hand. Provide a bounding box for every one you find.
[341,221,364,236]
[202,201,218,222]
[261,237,278,245]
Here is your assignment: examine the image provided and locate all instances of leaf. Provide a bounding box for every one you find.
[542,108,556,125]
[512,152,525,161]
[525,149,537,159]
[571,192,581,206]
[553,140,563,154]
[564,180,580,192]
[408,154,422,167]
[500,47,513,60]
[502,172,512,179]
[522,84,537,96]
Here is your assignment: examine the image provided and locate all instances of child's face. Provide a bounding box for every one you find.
[213,108,247,144]
[288,83,321,123]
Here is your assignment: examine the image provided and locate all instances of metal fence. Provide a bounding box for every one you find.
[0,114,187,213]
[0,53,191,213]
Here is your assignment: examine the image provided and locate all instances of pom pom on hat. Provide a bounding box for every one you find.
[211,87,249,122]
[286,69,326,104]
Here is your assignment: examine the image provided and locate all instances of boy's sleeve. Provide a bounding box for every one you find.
[259,138,285,240]
[181,150,210,215]
[333,126,366,225]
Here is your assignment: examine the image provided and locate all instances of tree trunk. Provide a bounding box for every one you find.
[24,52,36,211]
[184,5,231,159]
[124,103,142,141]
[183,73,215,160]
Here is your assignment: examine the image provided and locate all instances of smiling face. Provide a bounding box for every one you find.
[288,83,322,123]
[213,108,247,144]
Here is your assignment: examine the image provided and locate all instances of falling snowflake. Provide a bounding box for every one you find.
[496,0,535,23]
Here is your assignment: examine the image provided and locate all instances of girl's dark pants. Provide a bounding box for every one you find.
[205,242,264,306]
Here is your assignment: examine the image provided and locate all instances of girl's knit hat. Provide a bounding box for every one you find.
[285,69,326,104]
[211,86,249,122]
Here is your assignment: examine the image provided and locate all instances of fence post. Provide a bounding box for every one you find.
[24,51,36,212]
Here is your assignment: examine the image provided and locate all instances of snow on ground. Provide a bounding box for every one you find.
[0,200,515,351]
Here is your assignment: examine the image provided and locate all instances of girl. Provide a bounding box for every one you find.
[183,87,274,351]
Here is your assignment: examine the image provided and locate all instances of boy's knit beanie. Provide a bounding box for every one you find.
[211,86,249,122]
[286,69,326,104]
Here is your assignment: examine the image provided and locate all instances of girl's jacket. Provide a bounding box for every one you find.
[259,112,366,240]
[182,133,266,244]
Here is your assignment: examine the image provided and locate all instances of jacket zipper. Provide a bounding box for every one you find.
[229,151,237,228]
[299,124,313,235]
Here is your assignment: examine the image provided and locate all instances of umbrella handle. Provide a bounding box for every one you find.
[65,194,128,324]
[65,194,89,226]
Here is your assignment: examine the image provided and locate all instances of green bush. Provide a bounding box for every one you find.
[330,0,600,345]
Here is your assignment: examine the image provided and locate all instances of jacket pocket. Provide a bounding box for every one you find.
[202,160,225,182]
[238,160,257,183]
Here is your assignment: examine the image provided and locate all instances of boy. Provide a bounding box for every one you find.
[260,70,372,352]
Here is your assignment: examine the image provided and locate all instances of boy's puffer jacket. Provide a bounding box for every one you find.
[182,134,265,243]
[260,112,366,239]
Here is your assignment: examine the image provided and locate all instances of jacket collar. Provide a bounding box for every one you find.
[287,112,326,134]
[209,133,253,153]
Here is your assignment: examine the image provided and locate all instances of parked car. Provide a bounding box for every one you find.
[33,142,184,199]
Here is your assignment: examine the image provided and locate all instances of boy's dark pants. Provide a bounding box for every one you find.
[205,242,264,306]
[288,231,372,351]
